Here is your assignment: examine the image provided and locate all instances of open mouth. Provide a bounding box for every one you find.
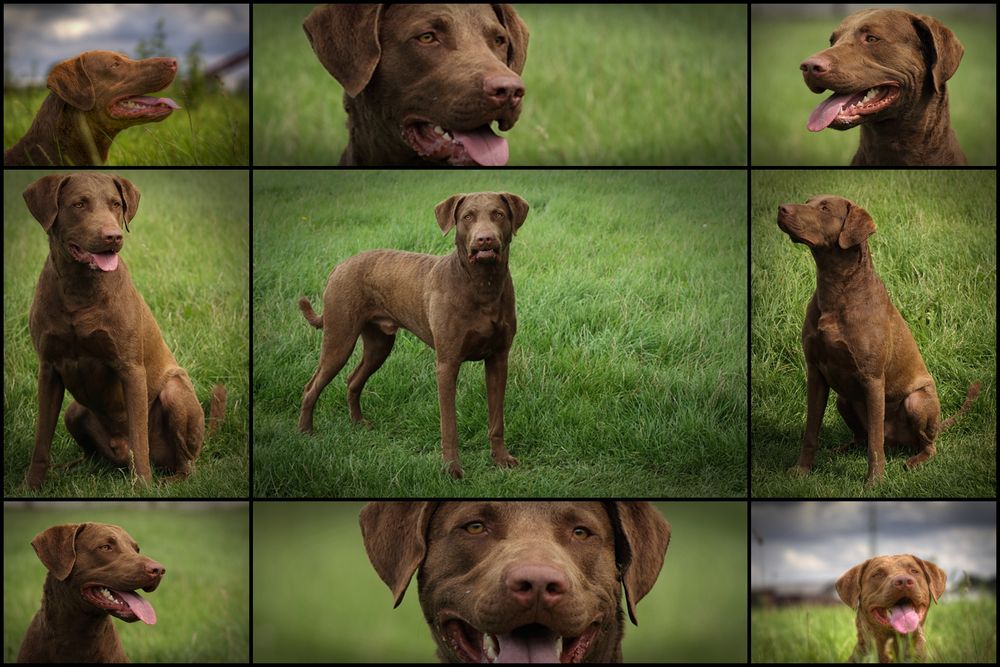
[807,84,901,131]
[444,619,598,664]
[469,246,501,264]
[109,94,180,120]
[68,243,119,272]
[81,584,157,624]
[402,118,510,167]
[869,597,924,635]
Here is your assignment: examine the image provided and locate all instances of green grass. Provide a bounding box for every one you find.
[253,170,747,497]
[751,170,996,497]
[3,88,250,166]
[253,501,747,663]
[253,4,747,166]
[3,504,249,662]
[751,14,997,165]
[3,170,249,498]
[752,597,996,662]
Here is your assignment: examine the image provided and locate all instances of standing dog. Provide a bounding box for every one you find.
[298,192,528,478]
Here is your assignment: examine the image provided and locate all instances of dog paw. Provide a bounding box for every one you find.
[787,465,811,477]
[493,453,520,468]
[446,461,465,479]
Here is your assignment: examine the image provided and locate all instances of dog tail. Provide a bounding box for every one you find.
[208,384,227,435]
[299,296,324,329]
[939,382,981,432]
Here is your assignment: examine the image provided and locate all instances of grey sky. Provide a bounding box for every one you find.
[4,4,249,87]
[751,501,996,588]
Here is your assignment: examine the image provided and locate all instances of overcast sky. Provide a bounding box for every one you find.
[4,4,249,86]
[751,501,996,588]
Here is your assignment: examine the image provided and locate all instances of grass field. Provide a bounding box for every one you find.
[3,88,250,166]
[253,170,747,498]
[751,12,997,165]
[3,503,249,663]
[3,170,249,498]
[253,4,747,166]
[253,501,747,663]
[751,170,996,497]
[752,597,996,662]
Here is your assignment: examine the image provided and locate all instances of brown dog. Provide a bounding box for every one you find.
[298,192,528,478]
[777,195,979,485]
[303,4,529,166]
[5,51,180,166]
[360,501,670,663]
[24,173,225,489]
[801,9,965,166]
[17,523,165,663]
[837,554,946,663]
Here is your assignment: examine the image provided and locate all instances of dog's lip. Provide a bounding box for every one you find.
[868,597,926,627]
[80,583,153,623]
[401,116,510,166]
[439,614,600,664]
[108,93,180,119]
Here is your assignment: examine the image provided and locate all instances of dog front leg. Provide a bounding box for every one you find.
[121,366,151,486]
[27,364,65,489]
[435,357,463,479]
[862,377,886,486]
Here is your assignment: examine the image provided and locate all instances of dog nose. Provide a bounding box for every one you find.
[800,56,831,75]
[891,574,915,590]
[505,564,568,609]
[484,74,525,105]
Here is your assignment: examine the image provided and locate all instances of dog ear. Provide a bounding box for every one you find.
[912,556,947,602]
[835,560,871,609]
[23,174,72,231]
[47,54,96,110]
[493,4,530,74]
[499,193,529,233]
[359,502,437,608]
[111,175,141,228]
[434,194,466,235]
[606,502,670,625]
[304,4,383,97]
[838,203,876,249]
[31,524,87,581]
[911,13,964,94]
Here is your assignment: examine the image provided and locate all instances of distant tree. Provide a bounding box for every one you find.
[135,18,169,59]
[183,39,206,108]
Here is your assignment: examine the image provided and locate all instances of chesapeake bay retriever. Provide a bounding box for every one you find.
[298,192,528,478]
[360,501,670,663]
[777,195,980,486]
[801,9,966,166]
[24,173,225,489]
[17,523,164,663]
[837,554,946,663]
[303,4,529,166]
[5,51,180,167]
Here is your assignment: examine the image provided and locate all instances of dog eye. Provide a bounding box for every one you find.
[73,201,86,209]
[463,521,486,535]
[865,35,879,43]
[571,527,591,540]
[98,544,112,551]
[112,201,121,208]
[819,203,829,211]
[463,213,473,221]
[494,35,507,47]
[416,32,436,44]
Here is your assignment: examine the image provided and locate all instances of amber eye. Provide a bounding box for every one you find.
[417,32,436,44]
[464,522,486,535]
[865,35,879,43]
[112,201,121,208]
[73,201,85,208]
[572,527,591,540]
[99,544,112,551]
[819,203,829,212]
[494,35,507,47]
[463,213,473,221]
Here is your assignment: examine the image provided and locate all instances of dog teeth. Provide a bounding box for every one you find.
[555,636,563,655]
[100,588,115,601]
[860,87,878,104]
[483,634,498,662]
[433,125,445,135]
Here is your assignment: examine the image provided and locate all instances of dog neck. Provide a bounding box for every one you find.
[37,574,122,655]
[810,242,880,311]
[855,88,957,165]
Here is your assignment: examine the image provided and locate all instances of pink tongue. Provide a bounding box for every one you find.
[888,604,919,634]
[91,252,119,272]
[452,126,509,166]
[807,92,855,132]
[132,95,181,109]
[494,630,560,664]
[115,589,156,625]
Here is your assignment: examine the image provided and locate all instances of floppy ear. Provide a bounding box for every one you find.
[48,54,96,110]
[836,560,870,609]
[493,4,530,74]
[911,14,964,94]
[31,524,87,581]
[434,194,466,235]
[304,4,383,97]
[499,193,529,233]
[23,174,72,231]
[359,502,437,608]
[913,556,947,602]
[838,203,876,249]
[111,175,141,228]
[606,502,670,625]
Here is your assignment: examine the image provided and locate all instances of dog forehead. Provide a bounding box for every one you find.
[80,522,133,545]
[58,172,117,200]
[458,192,504,214]
[432,501,610,531]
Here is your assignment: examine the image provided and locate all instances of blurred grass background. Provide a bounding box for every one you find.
[3,502,249,662]
[253,169,747,498]
[253,501,747,663]
[751,6,997,165]
[253,4,747,166]
[3,170,249,498]
[751,170,996,497]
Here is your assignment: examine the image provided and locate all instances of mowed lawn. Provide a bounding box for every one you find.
[253,169,747,498]
[253,4,747,166]
[751,170,996,497]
